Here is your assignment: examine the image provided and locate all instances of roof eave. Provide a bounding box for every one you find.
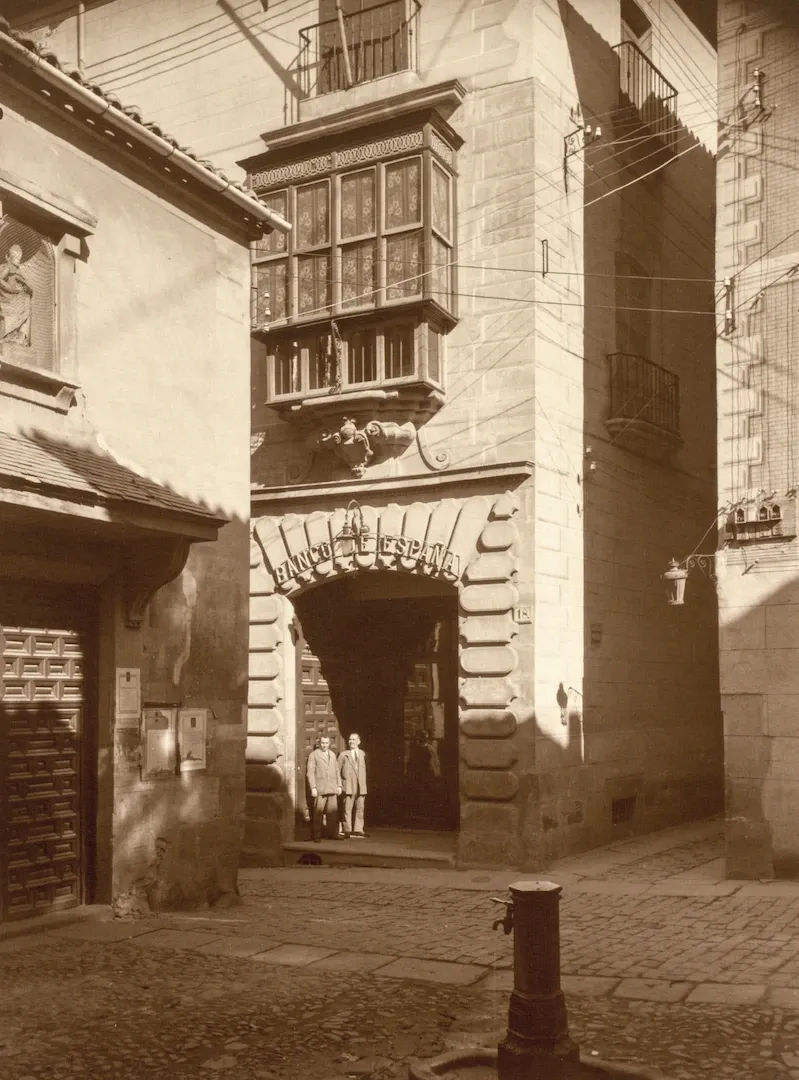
[0,28,291,238]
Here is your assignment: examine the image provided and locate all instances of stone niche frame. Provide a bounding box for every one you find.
[0,166,96,413]
[248,465,534,869]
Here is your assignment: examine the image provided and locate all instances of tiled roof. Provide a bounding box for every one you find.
[0,429,225,524]
[0,17,278,224]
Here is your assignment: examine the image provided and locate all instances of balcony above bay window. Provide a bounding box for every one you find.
[298,0,421,99]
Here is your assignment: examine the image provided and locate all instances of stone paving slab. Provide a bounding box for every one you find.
[374,957,487,985]
[130,929,222,950]
[561,975,620,997]
[613,978,694,1003]
[685,982,767,1005]
[738,881,799,897]
[249,943,338,966]
[559,880,651,896]
[0,932,53,954]
[305,950,397,973]
[642,880,742,897]
[664,857,727,881]
[476,969,514,993]
[195,936,281,958]
[48,920,157,943]
[767,987,799,1010]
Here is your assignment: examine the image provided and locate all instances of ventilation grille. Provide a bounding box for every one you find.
[611,795,636,825]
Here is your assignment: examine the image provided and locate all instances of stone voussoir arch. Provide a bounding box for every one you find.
[249,491,525,778]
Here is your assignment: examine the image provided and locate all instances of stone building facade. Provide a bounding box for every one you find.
[241,0,721,869]
[715,0,799,880]
[20,0,723,870]
[0,17,287,923]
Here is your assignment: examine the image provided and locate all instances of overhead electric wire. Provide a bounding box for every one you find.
[434,292,715,316]
[264,132,709,326]
[452,264,719,283]
[89,17,755,125]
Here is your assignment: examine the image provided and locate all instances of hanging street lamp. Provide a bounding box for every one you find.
[662,554,717,606]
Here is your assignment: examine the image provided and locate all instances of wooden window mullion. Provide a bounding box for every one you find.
[289,186,297,322]
[423,149,433,303]
[332,172,341,312]
[377,161,385,308]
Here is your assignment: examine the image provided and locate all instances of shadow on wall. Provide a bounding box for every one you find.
[550,0,724,866]
[0,426,228,523]
[719,571,799,881]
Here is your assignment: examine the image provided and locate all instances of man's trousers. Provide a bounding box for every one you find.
[312,793,339,839]
[342,792,365,835]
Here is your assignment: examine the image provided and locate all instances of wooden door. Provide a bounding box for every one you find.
[295,629,343,827]
[401,613,459,830]
[0,618,85,922]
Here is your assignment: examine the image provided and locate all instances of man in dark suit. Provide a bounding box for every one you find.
[306,734,341,841]
[338,731,368,837]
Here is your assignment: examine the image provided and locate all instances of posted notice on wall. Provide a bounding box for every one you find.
[115,668,141,728]
[179,708,208,772]
[141,707,177,777]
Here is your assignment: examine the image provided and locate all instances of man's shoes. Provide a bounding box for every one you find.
[342,832,352,839]
[352,831,367,838]
[312,838,321,843]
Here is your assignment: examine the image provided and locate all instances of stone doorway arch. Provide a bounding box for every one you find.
[247,490,528,867]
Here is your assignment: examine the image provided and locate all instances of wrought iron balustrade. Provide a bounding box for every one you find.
[612,40,678,153]
[299,0,420,98]
[608,352,680,436]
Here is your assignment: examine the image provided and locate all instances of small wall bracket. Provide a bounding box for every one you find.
[563,122,602,191]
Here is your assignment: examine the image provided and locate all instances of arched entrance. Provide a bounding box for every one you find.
[292,572,459,834]
[247,487,531,868]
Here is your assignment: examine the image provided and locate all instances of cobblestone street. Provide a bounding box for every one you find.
[6,818,799,1079]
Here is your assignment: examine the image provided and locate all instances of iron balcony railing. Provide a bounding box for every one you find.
[612,40,678,153]
[608,352,680,436]
[299,0,420,98]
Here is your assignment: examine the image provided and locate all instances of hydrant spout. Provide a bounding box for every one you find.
[490,896,514,935]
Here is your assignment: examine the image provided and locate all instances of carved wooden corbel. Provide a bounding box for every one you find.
[122,539,192,629]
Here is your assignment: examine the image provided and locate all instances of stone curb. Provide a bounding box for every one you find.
[31,923,799,1008]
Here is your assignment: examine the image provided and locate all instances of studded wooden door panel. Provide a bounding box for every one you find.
[1,624,83,922]
[296,640,344,826]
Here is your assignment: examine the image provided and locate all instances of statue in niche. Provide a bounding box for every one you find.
[0,244,33,346]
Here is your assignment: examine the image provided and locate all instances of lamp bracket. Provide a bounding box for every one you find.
[684,554,717,581]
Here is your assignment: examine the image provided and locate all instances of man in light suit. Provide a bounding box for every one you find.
[306,735,341,841]
[338,732,367,838]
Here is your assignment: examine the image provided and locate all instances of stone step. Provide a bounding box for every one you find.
[280,837,457,870]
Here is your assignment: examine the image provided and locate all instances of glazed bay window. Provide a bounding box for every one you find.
[267,318,444,403]
[252,136,457,406]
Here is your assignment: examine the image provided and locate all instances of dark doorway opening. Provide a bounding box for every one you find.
[292,572,459,835]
